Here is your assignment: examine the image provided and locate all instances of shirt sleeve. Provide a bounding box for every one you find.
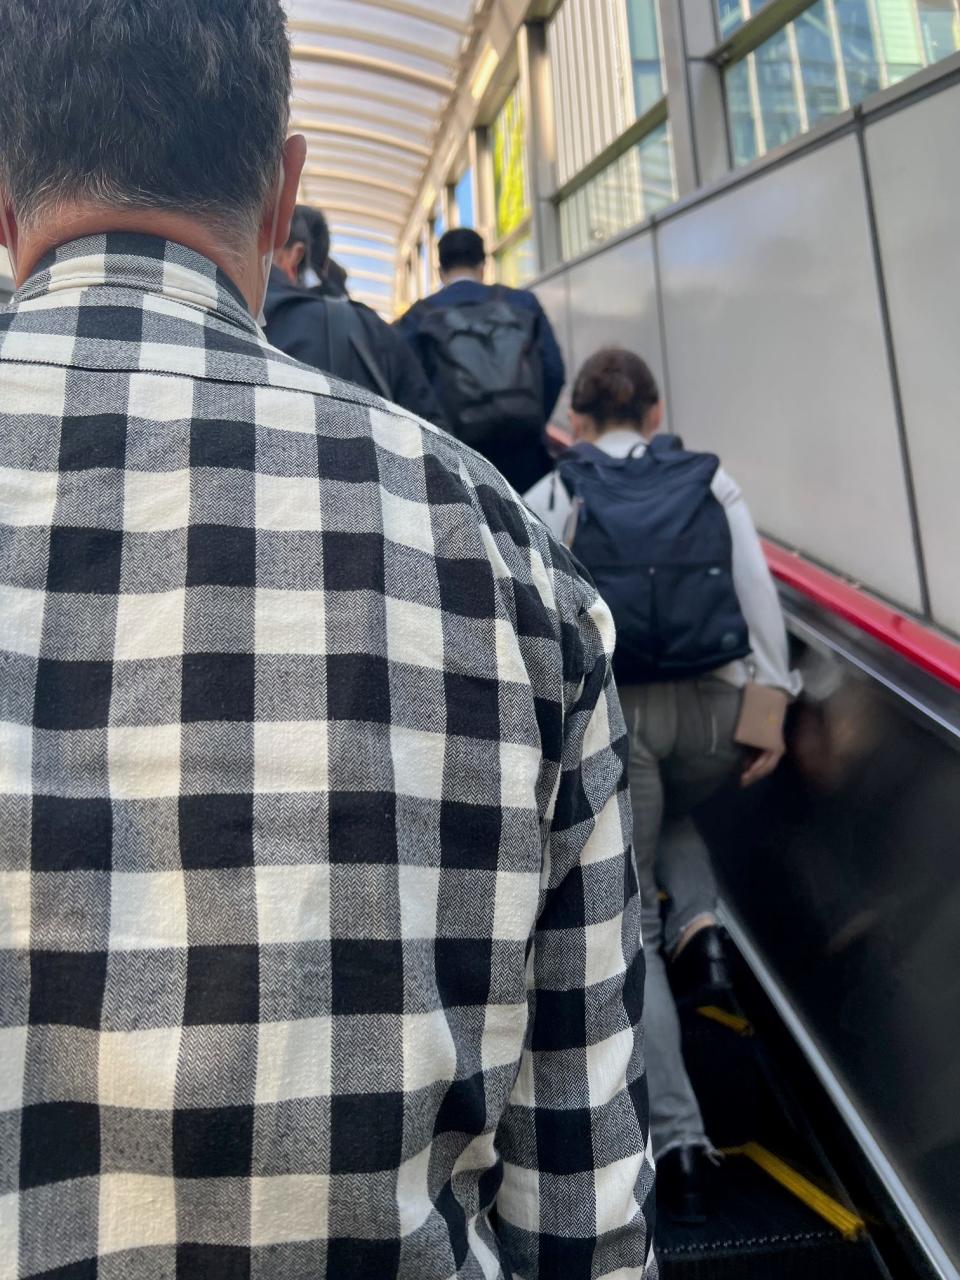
[715,468,802,696]
[494,589,657,1280]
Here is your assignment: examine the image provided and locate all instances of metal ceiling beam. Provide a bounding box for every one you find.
[300,152,416,184]
[291,117,432,158]
[288,18,454,69]
[329,226,398,246]
[314,201,406,227]
[329,244,396,264]
[302,0,471,35]
[299,134,418,164]
[339,266,394,285]
[302,168,411,198]
[291,77,438,119]
[289,99,433,139]
[290,46,453,95]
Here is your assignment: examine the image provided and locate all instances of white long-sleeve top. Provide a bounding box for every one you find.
[524,429,802,695]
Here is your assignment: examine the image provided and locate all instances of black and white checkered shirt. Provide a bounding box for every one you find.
[0,235,655,1279]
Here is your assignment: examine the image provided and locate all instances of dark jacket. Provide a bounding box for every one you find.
[264,269,448,429]
[394,279,566,492]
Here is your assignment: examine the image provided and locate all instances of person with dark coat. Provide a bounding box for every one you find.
[264,212,448,429]
[395,227,565,492]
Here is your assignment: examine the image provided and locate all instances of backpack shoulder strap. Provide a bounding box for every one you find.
[324,300,392,400]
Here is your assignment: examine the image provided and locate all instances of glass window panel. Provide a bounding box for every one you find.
[835,0,883,98]
[549,0,666,184]
[454,168,475,228]
[636,121,677,215]
[715,0,778,39]
[726,57,761,165]
[795,4,843,125]
[495,234,536,288]
[755,25,803,151]
[493,83,531,241]
[626,0,665,114]
[558,122,676,261]
[724,0,960,168]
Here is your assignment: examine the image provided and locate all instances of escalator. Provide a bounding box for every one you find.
[653,567,960,1280]
[655,944,882,1279]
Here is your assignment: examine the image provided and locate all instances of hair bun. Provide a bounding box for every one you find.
[571,347,660,427]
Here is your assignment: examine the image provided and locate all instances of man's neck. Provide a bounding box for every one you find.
[442,269,484,286]
[12,205,259,312]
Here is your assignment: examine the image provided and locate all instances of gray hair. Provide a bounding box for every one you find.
[0,0,291,241]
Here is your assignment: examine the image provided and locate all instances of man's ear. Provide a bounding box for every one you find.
[0,197,19,269]
[258,134,307,254]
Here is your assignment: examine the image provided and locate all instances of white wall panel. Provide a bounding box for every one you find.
[534,271,573,425]
[535,271,572,372]
[867,84,960,635]
[658,136,922,610]
[566,231,664,391]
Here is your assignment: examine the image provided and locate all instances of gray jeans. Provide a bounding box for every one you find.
[620,677,743,1157]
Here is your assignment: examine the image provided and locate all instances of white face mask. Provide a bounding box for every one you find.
[256,159,286,326]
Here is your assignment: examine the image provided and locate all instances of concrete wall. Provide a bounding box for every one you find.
[535,71,959,636]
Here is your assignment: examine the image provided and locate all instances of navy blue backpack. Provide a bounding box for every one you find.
[557,435,750,683]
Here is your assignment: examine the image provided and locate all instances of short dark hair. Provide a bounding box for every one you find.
[297,206,331,274]
[438,228,486,273]
[0,0,291,236]
[572,348,661,427]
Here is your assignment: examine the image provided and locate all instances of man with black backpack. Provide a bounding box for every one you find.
[395,227,565,492]
[526,347,801,1224]
[264,210,448,428]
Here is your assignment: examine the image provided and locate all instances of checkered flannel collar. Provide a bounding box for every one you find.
[15,231,257,335]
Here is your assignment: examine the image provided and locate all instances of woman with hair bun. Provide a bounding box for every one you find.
[526,347,800,1222]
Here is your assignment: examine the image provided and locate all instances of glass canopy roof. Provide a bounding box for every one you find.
[285,0,484,315]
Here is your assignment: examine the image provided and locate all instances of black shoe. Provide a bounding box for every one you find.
[669,925,733,1010]
[657,1145,709,1225]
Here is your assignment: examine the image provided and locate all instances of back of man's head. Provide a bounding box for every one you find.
[438,228,486,277]
[297,205,331,276]
[0,0,290,243]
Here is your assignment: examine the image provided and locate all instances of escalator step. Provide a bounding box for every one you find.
[656,1156,875,1279]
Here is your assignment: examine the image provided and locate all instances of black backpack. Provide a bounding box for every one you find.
[417,291,545,453]
[557,435,750,683]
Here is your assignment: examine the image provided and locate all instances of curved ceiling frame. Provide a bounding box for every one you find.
[290,46,453,95]
[289,18,455,69]
[291,117,432,158]
[288,1,485,311]
[320,0,471,36]
[289,101,433,140]
[331,226,398,247]
[291,77,439,120]
[301,167,411,198]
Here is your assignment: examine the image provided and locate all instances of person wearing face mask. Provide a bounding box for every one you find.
[0,5,657,1278]
[263,207,448,428]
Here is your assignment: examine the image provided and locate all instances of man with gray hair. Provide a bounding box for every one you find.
[0,2,655,1277]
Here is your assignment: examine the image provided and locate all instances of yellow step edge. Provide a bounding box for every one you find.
[722,1142,866,1241]
[696,1005,753,1036]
